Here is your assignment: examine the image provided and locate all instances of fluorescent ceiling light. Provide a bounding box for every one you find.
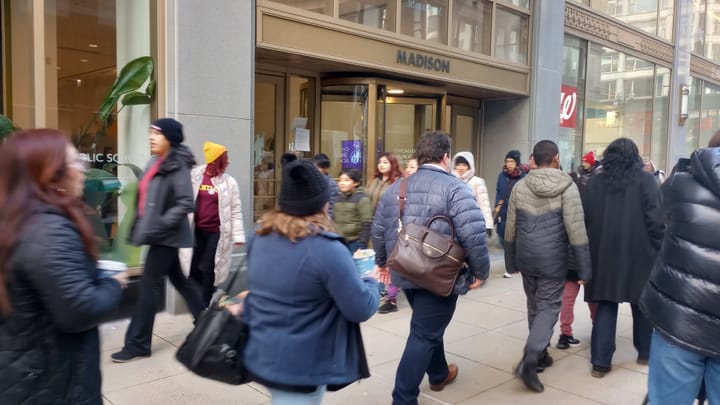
[387,89,404,95]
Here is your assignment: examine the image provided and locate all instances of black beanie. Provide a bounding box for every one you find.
[151,118,184,146]
[505,150,521,166]
[278,153,330,216]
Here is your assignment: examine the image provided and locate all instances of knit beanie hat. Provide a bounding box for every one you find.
[203,141,227,164]
[582,151,596,166]
[505,150,521,166]
[150,118,184,146]
[278,153,330,216]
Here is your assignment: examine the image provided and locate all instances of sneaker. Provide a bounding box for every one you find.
[503,272,514,278]
[591,364,611,378]
[556,334,581,350]
[536,351,554,373]
[111,349,150,363]
[378,300,398,314]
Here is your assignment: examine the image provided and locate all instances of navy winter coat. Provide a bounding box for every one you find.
[0,206,123,404]
[372,165,490,294]
[640,148,720,357]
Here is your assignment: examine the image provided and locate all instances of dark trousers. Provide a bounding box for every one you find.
[124,245,204,355]
[521,274,565,362]
[392,290,458,405]
[189,229,221,307]
[591,301,652,368]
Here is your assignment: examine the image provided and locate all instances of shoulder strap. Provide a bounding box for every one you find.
[398,178,408,217]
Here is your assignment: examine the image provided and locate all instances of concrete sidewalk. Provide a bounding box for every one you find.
[99,249,649,404]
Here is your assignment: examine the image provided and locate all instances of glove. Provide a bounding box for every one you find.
[486,229,493,237]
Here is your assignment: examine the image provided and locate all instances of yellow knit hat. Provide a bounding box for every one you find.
[203,141,227,164]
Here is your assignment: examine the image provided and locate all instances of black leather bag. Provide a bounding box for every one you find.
[176,261,250,385]
[387,179,465,297]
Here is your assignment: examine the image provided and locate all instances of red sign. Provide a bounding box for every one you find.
[560,84,578,129]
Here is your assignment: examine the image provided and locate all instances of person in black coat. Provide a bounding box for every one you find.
[639,146,720,404]
[582,138,664,378]
[0,129,126,404]
[112,118,204,363]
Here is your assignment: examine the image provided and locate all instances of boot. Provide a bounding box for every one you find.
[515,358,544,393]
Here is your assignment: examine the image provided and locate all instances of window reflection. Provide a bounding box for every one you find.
[320,85,369,180]
[451,0,491,54]
[587,0,673,41]
[682,78,720,154]
[560,35,588,173]
[339,0,396,31]
[585,45,655,160]
[494,6,529,64]
[271,0,334,15]
[400,0,448,44]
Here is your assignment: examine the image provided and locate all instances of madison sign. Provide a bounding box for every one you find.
[396,50,450,73]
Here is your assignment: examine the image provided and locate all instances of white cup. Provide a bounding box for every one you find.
[97,260,128,278]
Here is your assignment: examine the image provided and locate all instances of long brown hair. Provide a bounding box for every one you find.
[256,210,336,242]
[0,129,98,315]
[373,152,403,184]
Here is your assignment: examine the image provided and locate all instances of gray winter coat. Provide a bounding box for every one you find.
[371,165,490,294]
[130,144,196,248]
[504,168,591,281]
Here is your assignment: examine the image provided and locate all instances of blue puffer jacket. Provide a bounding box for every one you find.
[243,231,379,390]
[372,165,490,294]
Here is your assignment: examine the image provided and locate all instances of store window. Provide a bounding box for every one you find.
[399,0,448,44]
[686,77,703,155]
[587,0,673,41]
[451,0,492,55]
[339,0,396,31]
[272,0,334,15]
[4,1,152,266]
[585,44,656,160]
[560,35,587,172]
[651,67,670,170]
[685,78,720,154]
[494,5,529,64]
[692,1,706,55]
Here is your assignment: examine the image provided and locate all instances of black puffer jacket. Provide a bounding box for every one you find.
[504,168,591,281]
[372,165,490,295]
[0,206,123,404]
[640,148,720,357]
[131,144,196,247]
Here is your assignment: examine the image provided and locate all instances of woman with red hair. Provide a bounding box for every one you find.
[0,129,126,404]
[180,141,245,306]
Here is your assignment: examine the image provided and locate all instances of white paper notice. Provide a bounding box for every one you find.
[292,117,308,129]
[294,128,310,151]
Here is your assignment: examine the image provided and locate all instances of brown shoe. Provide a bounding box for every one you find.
[429,364,459,392]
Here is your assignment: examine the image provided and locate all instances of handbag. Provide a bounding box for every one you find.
[387,179,466,297]
[176,259,250,385]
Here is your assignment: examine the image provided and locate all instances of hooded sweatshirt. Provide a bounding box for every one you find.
[503,168,591,281]
[452,152,493,229]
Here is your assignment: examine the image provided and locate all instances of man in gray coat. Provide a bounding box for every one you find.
[372,131,490,405]
[504,140,592,392]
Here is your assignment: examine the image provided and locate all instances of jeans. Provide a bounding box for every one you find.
[559,280,597,336]
[189,229,221,307]
[392,290,458,405]
[648,331,719,405]
[123,245,204,355]
[267,385,326,405]
[590,301,652,368]
[521,274,564,361]
[346,239,364,254]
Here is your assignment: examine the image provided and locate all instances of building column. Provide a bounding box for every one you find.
[164,0,254,313]
[667,0,693,167]
[481,1,565,199]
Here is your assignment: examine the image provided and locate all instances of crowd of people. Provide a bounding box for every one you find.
[0,120,717,405]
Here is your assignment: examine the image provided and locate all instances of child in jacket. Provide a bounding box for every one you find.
[333,169,372,253]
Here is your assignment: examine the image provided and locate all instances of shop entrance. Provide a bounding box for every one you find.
[319,78,446,182]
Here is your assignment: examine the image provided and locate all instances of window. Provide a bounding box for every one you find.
[339,0,396,31]
[271,0,334,15]
[399,0,449,44]
[494,5,529,64]
[451,0,492,54]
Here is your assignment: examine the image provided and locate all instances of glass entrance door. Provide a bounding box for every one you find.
[381,97,437,168]
[254,73,285,220]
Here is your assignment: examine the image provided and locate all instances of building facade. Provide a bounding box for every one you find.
[2,0,718,309]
